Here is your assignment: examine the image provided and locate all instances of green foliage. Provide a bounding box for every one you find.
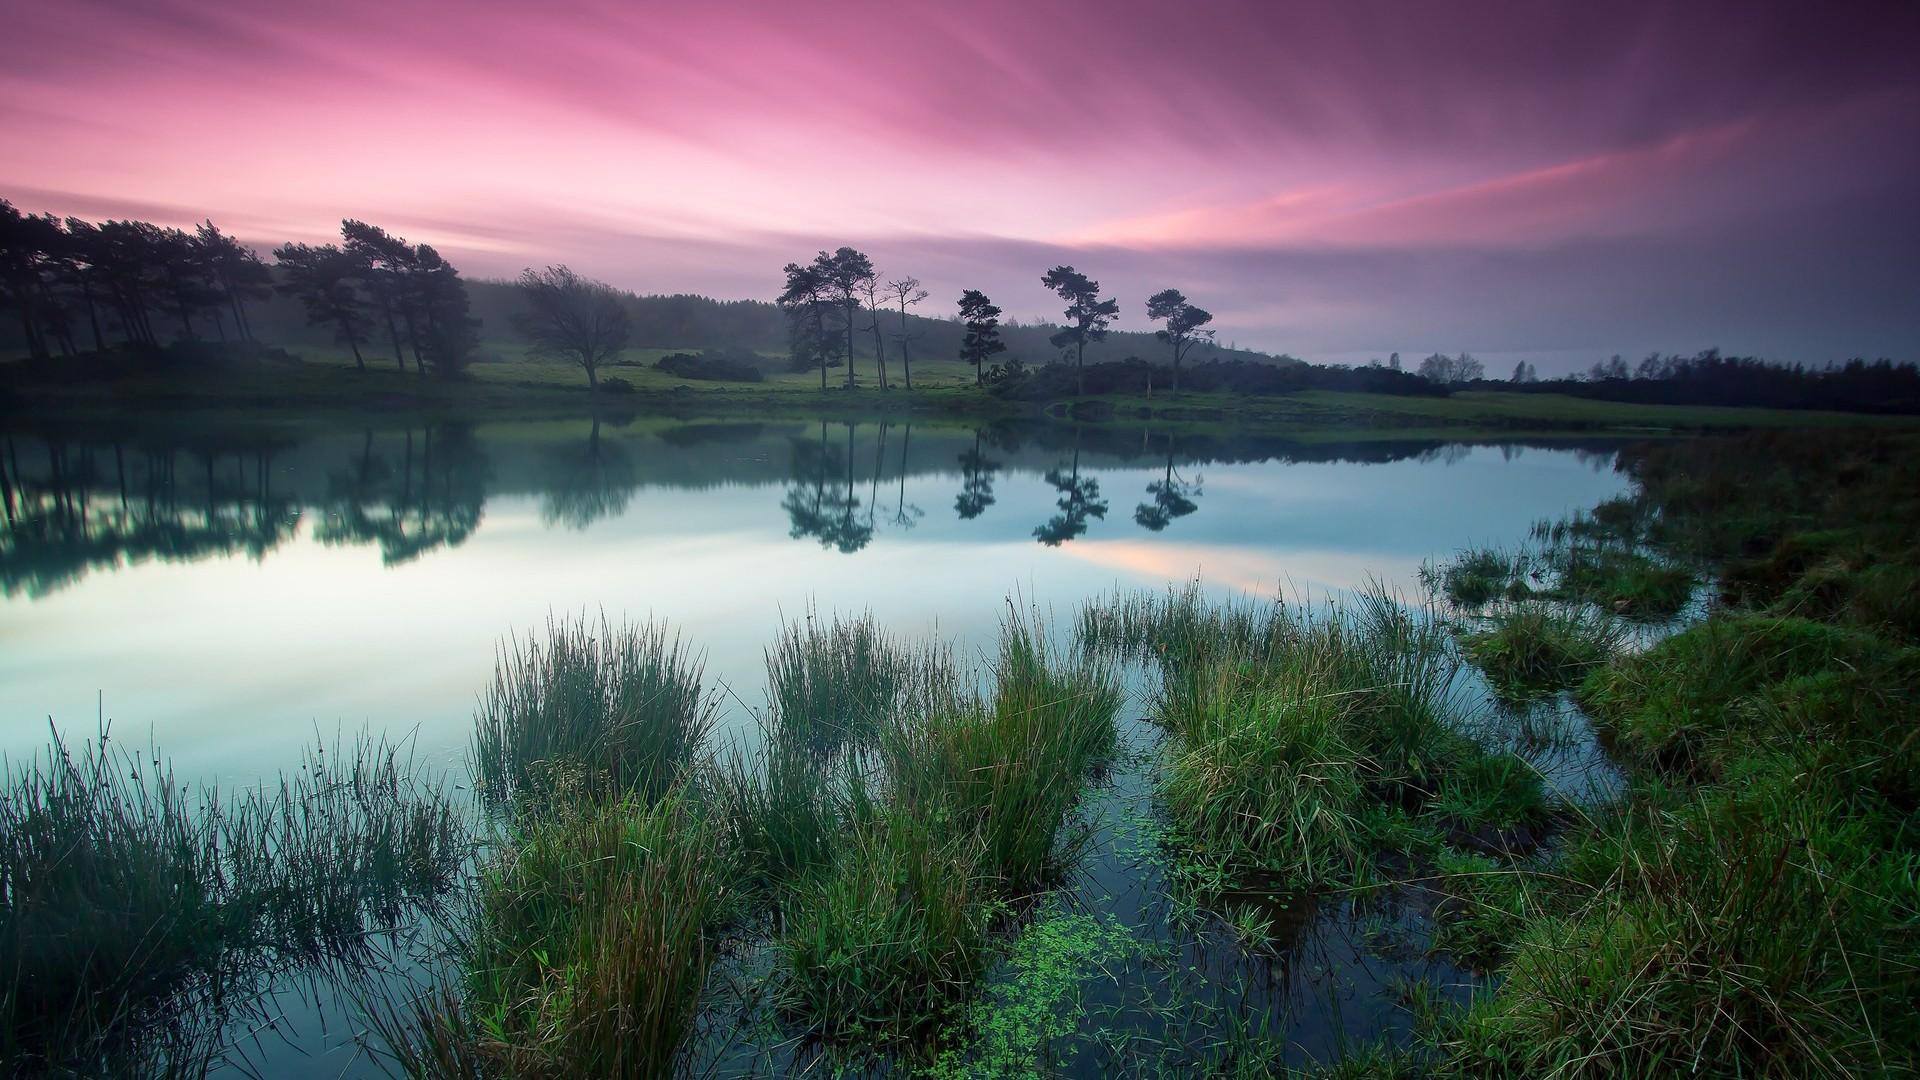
[1463,602,1622,701]
[472,613,713,810]
[778,810,998,1042]
[1427,547,1532,608]
[1428,851,1549,970]
[1550,546,1694,618]
[1427,753,1548,833]
[1578,613,1912,775]
[931,909,1136,1078]
[1,731,463,1071]
[765,608,917,752]
[383,793,729,1078]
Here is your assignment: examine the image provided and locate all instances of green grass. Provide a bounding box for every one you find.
[1426,547,1535,608]
[777,808,999,1043]
[765,608,918,752]
[471,613,714,810]
[1463,602,1623,701]
[379,791,730,1079]
[1550,546,1694,618]
[1,729,464,1072]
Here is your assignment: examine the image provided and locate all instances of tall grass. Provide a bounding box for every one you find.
[472,613,714,809]
[0,728,464,1071]
[1463,602,1624,702]
[764,608,932,752]
[376,792,730,1079]
[778,809,996,1041]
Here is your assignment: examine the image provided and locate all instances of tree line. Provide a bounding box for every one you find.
[0,199,478,376]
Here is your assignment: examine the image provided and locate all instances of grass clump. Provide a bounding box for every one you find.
[381,792,730,1079]
[1551,546,1694,618]
[1462,602,1622,701]
[2,729,463,1072]
[765,608,917,751]
[1428,851,1550,970]
[472,613,713,810]
[1578,612,1912,776]
[1425,547,1533,608]
[1447,768,1920,1076]
[778,809,997,1042]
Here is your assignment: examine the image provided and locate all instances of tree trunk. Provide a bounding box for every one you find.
[844,302,857,390]
[1076,340,1086,397]
[339,314,365,370]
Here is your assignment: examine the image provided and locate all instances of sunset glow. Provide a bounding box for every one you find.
[3,0,1916,366]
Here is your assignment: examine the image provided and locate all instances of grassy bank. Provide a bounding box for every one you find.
[8,345,1912,435]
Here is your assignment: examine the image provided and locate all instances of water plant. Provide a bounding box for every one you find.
[378,791,730,1079]
[471,613,714,809]
[1,728,464,1072]
[1462,602,1623,702]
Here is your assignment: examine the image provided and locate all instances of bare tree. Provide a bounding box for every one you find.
[884,276,930,389]
[511,265,632,393]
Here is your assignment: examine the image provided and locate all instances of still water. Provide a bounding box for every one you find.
[0,416,1631,784]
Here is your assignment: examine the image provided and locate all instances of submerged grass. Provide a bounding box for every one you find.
[472,613,714,810]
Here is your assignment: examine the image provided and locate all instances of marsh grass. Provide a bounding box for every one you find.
[1447,768,1920,1076]
[472,613,714,810]
[1422,547,1535,608]
[777,808,998,1043]
[0,727,463,1072]
[1462,602,1624,702]
[1549,545,1694,619]
[376,791,730,1079]
[765,608,917,752]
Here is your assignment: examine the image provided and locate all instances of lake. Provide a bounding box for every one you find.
[1,416,1630,784]
[0,414,1637,1075]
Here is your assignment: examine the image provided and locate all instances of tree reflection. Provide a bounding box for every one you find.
[782,421,871,553]
[314,425,489,565]
[1133,446,1201,532]
[954,430,999,520]
[1034,436,1108,546]
[1,434,299,597]
[539,417,638,530]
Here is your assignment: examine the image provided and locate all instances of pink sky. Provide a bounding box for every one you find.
[4,0,1916,369]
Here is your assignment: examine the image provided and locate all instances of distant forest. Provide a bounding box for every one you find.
[3,197,1917,413]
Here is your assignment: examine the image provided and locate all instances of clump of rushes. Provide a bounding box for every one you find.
[887,613,1122,890]
[1,729,464,1073]
[766,608,915,752]
[1550,545,1693,619]
[778,809,996,1041]
[1425,547,1533,608]
[472,613,713,809]
[382,792,731,1079]
[1463,602,1623,702]
[1449,764,1920,1076]
[1578,613,1910,776]
[1428,850,1549,970]
[1148,586,1546,888]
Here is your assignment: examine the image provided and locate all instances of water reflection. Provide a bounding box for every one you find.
[0,418,1634,599]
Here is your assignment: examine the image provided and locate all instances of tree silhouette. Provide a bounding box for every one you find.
[194,222,272,344]
[777,261,834,389]
[512,265,632,393]
[815,248,876,390]
[954,430,999,519]
[410,244,478,377]
[273,242,371,370]
[1034,442,1107,545]
[956,289,1006,387]
[1040,266,1118,397]
[1145,288,1215,393]
[859,274,889,389]
[0,200,65,361]
[885,277,929,389]
[342,220,423,371]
